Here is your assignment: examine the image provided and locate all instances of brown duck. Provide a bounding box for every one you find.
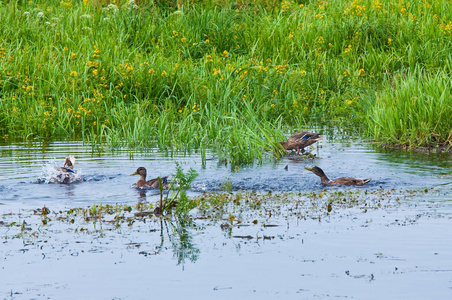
[56,156,77,183]
[280,131,324,154]
[131,167,170,189]
[304,166,371,186]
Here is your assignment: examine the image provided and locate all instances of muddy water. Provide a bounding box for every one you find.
[1,138,452,299]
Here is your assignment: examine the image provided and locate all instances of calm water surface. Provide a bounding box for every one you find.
[1,138,452,299]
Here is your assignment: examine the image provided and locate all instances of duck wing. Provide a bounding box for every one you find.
[146,176,169,188]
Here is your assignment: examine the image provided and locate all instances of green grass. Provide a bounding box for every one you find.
[1,0,452,163]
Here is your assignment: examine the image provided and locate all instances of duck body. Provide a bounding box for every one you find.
[131,167,170,189]
[56,156,77,183]
[280,131,323,154]
[304,166,371,186]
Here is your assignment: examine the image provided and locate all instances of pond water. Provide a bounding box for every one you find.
[1,137,452,299]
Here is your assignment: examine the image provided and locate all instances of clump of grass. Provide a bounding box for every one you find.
[366,69,452,148]
[1,0,452,160]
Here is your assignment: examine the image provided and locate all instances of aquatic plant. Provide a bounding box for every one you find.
[157,162,198,214]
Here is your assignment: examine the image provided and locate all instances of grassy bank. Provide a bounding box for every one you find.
[1,0,451,162]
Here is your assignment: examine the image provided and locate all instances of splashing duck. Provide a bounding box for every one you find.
[304,166,371,186]
[280,131,324,154]
[56,156,77,183]
[131,167,170,189]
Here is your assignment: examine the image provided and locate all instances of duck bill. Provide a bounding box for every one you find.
[131,171,138,176]
[304,166,313,171]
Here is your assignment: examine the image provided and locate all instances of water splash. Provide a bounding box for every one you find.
[36,160,82,184]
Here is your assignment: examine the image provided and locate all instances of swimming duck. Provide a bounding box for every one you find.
[55,156,77,183]
[131,167,170,189]
[60,156,76,173]
[280,131,324,154]
[304,166,371,186]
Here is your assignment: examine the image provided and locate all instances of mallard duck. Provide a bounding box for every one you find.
[131,167,170,189]
[280,131,324,154]
[304,166,371,186]
[55,156,77,183]
[60,156,76,173]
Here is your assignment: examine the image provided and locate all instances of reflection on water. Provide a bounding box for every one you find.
[160,215,201,265]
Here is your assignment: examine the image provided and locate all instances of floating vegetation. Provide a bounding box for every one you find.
[1,188,435,243]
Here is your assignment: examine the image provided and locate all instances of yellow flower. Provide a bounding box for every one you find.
[181,37,186,43]
[222,50,229,57]
[161,70,168,77]
[288,33,294,38]
[359,69,365,76]
[388,38,392,43]
[63,47,68,51]
[300,70,307,77]
[70,71,77,77]
[270,104,275,108]
[93,69,98,75]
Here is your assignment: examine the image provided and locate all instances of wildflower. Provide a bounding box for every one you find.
[63,47,68,51]
[37,12,44,18]
[288,33,294,38]
[359,69,365,76]
[70,53,76,58]
[161,70,168,77]
[213,68,221,76]
[106,4,118,12]
[23,12,30,16]
[344,45,352,54]
[270,104,275,108]
[70,71,77,77]
[388,38,392,43]
[181,37,186,43]
[93,69,98,75]
[300,70,307,76]
[343,70,349,77]
[222,50,229,58]
[346,100,353,105]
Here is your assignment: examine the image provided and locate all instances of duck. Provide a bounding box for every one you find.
[56,156,77,183]
[60,156,76,174]
[304,166,371,186]
[131,167,170,189]
[280,131,324,154]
